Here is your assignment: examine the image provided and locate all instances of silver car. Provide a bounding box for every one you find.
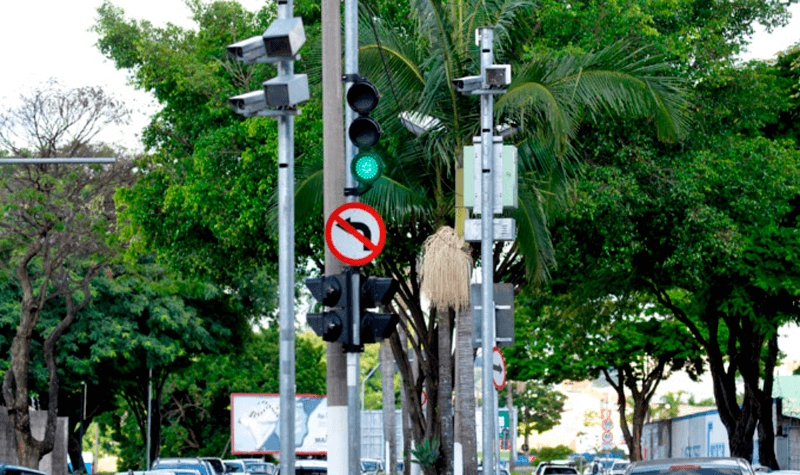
[625,457,756,475]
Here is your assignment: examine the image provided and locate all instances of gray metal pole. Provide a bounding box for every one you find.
[278,0,297,473]
[348,272,361,475]
[344,0,361,474]
[479,26,496,475]
[147,368,152,468]
[1,158,115,164]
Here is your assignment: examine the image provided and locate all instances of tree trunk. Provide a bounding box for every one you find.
[400,328,413,475]
[382,340,398,475]
[3,297,47,469]
[757,335,779,469]
[438,309,455,475]
[455,306,477,475]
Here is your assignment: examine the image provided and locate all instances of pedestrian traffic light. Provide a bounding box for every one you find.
[358,276,400,344]
[305,272,349,343]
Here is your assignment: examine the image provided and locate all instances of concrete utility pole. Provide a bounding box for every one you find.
[322,0,348,473]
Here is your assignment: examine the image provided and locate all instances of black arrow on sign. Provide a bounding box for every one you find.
[336,217,372,251]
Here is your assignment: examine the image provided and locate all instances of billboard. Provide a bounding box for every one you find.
[231,393,327,454]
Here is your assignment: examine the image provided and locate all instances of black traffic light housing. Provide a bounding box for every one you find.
[344,74,385,197]
[305,268,399,351]
[305,272,349,343]
[359,276,400,344]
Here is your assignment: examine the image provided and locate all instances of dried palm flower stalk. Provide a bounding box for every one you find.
[419,226,472,311]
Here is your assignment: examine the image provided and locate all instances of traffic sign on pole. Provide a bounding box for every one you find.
[325,202,386,266]
[492,346,506,390]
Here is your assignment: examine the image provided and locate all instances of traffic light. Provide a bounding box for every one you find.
[305,272,349,343]
[358,276,400,344]
[346,75,385,193]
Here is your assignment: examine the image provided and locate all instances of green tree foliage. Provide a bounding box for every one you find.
[107,327,325,470]
[548,134,800,463]
[93,0,324,288]
[0,81,134,470]
[508,382,566,448]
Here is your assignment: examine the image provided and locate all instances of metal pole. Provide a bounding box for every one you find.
[344,0,361,474]
[479,26,496,475]
[322,0,348,468]
[278,0,297,473]
[348,271,362,475]
[147,368,152,468]
[0,158,115,164]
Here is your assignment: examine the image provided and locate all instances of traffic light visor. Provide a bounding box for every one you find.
[347,80,380,113]
[351,151,385,185]
[349,116,382,148]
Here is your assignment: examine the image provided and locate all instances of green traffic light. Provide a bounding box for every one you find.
[351,151,384,185]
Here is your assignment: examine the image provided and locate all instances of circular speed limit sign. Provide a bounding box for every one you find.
[602,419,614,431]
[602,431,613,443]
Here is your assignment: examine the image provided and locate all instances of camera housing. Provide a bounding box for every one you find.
[486,64,511,88]
[263,74,310,107]
[227,36,268,63]
[452,75,483,93]
[229,90,268,116]
[263,17,306,58]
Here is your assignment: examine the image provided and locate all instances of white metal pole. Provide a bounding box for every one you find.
[278,0,297,473]
[479,26,496,475]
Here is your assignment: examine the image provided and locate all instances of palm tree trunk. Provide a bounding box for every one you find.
[455,306,477,475]
[438,309,455,475]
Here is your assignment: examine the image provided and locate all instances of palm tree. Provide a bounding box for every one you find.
[296,0,690,473]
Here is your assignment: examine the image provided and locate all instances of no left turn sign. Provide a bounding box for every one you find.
[326,202,386,266]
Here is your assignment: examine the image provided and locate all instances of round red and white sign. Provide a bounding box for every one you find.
[326,202,386,266]
[602,431,613,443]
[492,346,506,391]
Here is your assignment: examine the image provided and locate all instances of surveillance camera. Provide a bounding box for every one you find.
[263,17,306,58]
[486,64,511,88]
[229,90,268,116]
[227,35,268,63]
[452,75,483,93]
[262,74,310,107]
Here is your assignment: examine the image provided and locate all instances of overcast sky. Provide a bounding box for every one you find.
[1,1,798,151]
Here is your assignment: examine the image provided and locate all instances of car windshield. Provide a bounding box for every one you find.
[547,468,578,474]
[362,462,379,471]
[614,465,630,470]
[226,465,244,473]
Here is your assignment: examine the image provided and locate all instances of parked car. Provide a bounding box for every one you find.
[200,458,226,475]
[610,461,630,475]
[625,457,756,475]
[244,463,275,475]
[361,460,384,475]
[477,466,511,475]
[224,459,269,474]
[273,460,326,475]
[1,465,49,475]
[536,462,580,475]
[152,458,214,475]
